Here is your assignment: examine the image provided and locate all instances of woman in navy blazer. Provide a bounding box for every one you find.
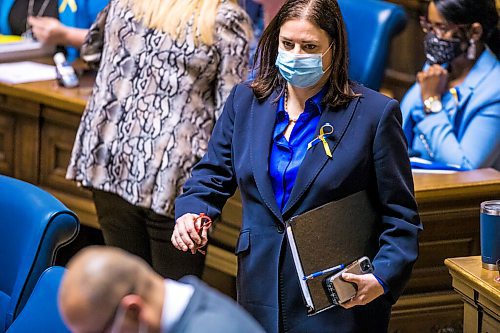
[173,0,421,332]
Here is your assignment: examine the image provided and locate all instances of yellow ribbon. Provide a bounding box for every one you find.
[307,123,334,158]
[449,87,459,106]
[59,0,78,13]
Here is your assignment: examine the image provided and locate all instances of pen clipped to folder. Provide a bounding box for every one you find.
[303,263,345,280]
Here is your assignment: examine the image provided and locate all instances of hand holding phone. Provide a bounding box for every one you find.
[323,256,374,305]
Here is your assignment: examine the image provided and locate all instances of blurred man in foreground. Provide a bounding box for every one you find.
[58,246,264,333]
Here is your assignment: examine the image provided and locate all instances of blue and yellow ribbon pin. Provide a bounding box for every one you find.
[307,123,334,158]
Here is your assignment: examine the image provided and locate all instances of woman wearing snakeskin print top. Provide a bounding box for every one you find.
[67,0,252,279]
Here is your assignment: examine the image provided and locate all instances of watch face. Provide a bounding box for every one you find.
[430,99,443,113]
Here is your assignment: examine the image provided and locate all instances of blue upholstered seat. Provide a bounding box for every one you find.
[0,176,79,332]
[6,267,70,333]
[339,0,407,90]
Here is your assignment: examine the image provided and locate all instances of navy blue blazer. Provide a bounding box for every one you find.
[176,82,422,333]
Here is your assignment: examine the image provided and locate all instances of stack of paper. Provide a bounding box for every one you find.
[0,61,56,84]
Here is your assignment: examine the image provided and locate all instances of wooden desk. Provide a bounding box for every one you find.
[445,257,500,333]
[1,76,500,332]
[389,170,500,332]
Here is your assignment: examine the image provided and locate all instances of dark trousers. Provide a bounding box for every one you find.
[92,190,205,279]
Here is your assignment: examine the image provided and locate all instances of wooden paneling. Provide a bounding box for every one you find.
[0,95,40,183]
[0,112,15,175]
[389,292,464,333]
[40,107,83,195]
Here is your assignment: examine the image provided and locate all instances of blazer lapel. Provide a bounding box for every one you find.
[457,87,472,111]
[282,96,360,216]
[250,91,284,222]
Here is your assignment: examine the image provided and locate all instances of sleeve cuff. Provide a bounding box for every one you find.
[374,274,389,295]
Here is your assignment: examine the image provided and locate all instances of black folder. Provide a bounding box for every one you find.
[285,190,379,315]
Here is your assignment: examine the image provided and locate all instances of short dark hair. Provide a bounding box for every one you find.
[433,0,499,58]
[251,0,357,108]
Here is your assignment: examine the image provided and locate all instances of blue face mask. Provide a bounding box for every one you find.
[275,43,333,88]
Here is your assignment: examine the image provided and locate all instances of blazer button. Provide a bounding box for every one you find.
[276,224,285,233]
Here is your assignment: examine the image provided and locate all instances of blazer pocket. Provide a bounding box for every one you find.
[235,230,250,255]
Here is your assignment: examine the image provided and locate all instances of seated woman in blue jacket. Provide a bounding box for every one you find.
[171,0,422,332]
[401,0,500,170]
[0,0,108,60]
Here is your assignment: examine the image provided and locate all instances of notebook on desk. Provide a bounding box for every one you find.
[286,190,379,315]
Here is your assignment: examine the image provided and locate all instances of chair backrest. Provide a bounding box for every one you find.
[5,267,71,333]
[0,175,79,331]
[338,0,407,90]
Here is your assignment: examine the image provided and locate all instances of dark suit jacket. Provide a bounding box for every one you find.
[171,276,265,332]
[176,82,422,333]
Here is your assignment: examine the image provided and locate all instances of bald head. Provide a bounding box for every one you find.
[59,246,159,333]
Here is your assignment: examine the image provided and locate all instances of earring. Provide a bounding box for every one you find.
[467,39,476,60]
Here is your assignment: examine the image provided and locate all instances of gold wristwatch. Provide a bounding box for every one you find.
[423,96,443,114]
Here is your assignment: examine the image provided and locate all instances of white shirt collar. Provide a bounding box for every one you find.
[160,279,195,333]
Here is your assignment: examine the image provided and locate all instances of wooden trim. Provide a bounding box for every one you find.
[445,257,500,308]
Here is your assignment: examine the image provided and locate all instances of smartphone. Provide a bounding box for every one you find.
[53,52,79,88]
[323,256,374,305]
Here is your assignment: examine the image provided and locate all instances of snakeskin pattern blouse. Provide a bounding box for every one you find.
[67,0,250,218]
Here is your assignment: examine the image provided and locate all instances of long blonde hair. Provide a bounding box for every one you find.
[124,0,237,46]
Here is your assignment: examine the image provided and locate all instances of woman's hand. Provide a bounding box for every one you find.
[339,273,385,309]
[171,213,208,254]
[28,16,67,45]
[417,64,448,101]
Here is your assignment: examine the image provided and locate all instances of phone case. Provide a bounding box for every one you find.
[326,257,373,304]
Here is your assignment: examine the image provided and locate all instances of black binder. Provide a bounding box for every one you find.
[285,190,379,315]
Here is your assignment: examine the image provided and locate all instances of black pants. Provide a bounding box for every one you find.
[92,190,205,279]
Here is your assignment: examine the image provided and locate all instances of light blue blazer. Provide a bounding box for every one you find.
[401,48,500,170]
[0,0,108,59]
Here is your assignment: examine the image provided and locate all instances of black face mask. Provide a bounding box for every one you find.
[424,32,464,65]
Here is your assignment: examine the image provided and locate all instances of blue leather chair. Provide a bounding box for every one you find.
[6,267,70,333]
[339,0,407,90]
[0,176,79,332]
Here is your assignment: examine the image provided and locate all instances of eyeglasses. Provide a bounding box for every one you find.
[419,16,469,39]
[194,213,212,255]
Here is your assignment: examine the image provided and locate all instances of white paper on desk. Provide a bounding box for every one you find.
[0,61,56,84]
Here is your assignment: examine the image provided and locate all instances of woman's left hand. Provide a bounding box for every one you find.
[172,213,208,254]
[339,273,385,309]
